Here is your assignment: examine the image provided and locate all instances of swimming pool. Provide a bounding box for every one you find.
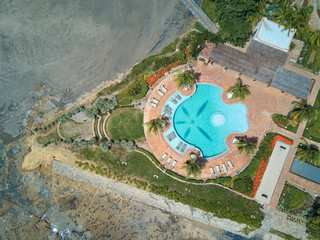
[170,84,248,158]
[290,158,320,184]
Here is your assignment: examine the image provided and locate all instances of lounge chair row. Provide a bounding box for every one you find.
[160,153,177,169]
[150,97,159,108]
[157,85,167,96]
[209,160,234,176]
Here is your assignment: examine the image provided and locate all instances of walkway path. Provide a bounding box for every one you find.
[56,121,65,140]
[97,115,102,139]
[102,113,111,139]
[180,0,219,33]
[269,67,320,208]
[52,160,250,238]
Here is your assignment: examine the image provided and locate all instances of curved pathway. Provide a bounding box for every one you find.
[136,149,254,201]
[97,115,103,139]
[102,113,111,139]
[57,121,65,140]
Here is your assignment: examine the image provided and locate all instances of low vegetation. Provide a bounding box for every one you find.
[304,90,320,142]
[75,146,264,228]
[272,113,298,133]
[279,183,309,211]
[106,108,144,141]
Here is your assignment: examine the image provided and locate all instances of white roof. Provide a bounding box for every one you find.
[253,17,295,52]
[255,140,291,205]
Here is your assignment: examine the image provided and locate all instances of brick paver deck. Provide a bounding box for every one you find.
[144,61,296,180]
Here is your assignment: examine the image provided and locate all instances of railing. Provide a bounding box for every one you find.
[180,0,219,33]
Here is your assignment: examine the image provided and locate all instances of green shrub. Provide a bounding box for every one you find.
[272,113,289,126]
[280,183,308,210]
[232,176,253,195]
[160,38,179,55]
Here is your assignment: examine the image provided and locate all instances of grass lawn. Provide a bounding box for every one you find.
[76,146,264,228]
[37,129,59,144]
[303,89,320,142]
[278,183,308,211]
[106,108,145,141]
[201,0,217,22]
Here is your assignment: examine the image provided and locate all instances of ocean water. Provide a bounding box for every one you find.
[174,84,248,158]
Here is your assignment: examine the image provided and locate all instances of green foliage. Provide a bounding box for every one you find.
[289,101,318,123]
[33,106,85,132]
[272,113,289,125]
[120,139,137,152]
[174,70,196,89]
[280,183,308,210]
[202,0,261,46]
[144,117,166,135]
[238,133,275,178]
[87,96,118,117]
[160,38,179,55]
[106,108,145,140]
[180,158,202,179]
[227,78,250,101]
[152,52,185,71]
[296,141,320,167]
[194,22,206,33]
[269,229,300,240]
[307,208,320,239]
[232,176,254,195]
[235,137,257,157]
[76,147,264,228]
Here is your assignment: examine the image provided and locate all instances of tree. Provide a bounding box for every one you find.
[289,101,318,123]
[235,138,257,157]
[144,117,166,135]
[227,78,250,101]
[310,30,320,47]
[307,208,320,239]
[246,0,266,25]
[181,158,201,179]
[296,141,320,167]
[174,70,196,90]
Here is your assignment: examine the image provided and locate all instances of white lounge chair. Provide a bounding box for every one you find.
[150,102,157,108]
[165,157,172,165]
[171,160,177,169]
[209,167,215,176]
[222,163,227,173]
[160,85,168,92]
[216,165,221,174]
[157,89,164,96]
[152,97,159,104]
[227,160,234,169]
[160,153,167,161]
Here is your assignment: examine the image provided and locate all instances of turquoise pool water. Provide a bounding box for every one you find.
[173,84,248,158]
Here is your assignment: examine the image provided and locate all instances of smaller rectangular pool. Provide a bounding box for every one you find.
[290,158,320,184]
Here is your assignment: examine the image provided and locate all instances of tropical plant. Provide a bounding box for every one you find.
[227,78,250,101]
[289,101,318,123]
[307,208,320,239]
[246,0,266,25]
[296,141,320,167]
[181,157,201,179]
[235,138,257,157]
[144,117,166,135]
[174,70,196,90]
[310,29,320,47]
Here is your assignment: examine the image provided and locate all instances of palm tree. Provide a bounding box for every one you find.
[296,141,320,167]
[246,0,266,25]
[289,101,318,123]
[235,138,257,157]
[273,2,296,30]
[227,78,250,101]
[181,157,201,179]
[144,117,166,135]
[174,70,196,90]
[310,30,320,47]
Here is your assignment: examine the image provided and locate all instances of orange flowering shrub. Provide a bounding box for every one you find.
[250,135,293,197]
[145,61,180,87]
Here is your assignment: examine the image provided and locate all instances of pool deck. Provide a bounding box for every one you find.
[144,60,295,180]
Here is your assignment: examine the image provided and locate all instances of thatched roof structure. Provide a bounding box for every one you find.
[205,40,313,99]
